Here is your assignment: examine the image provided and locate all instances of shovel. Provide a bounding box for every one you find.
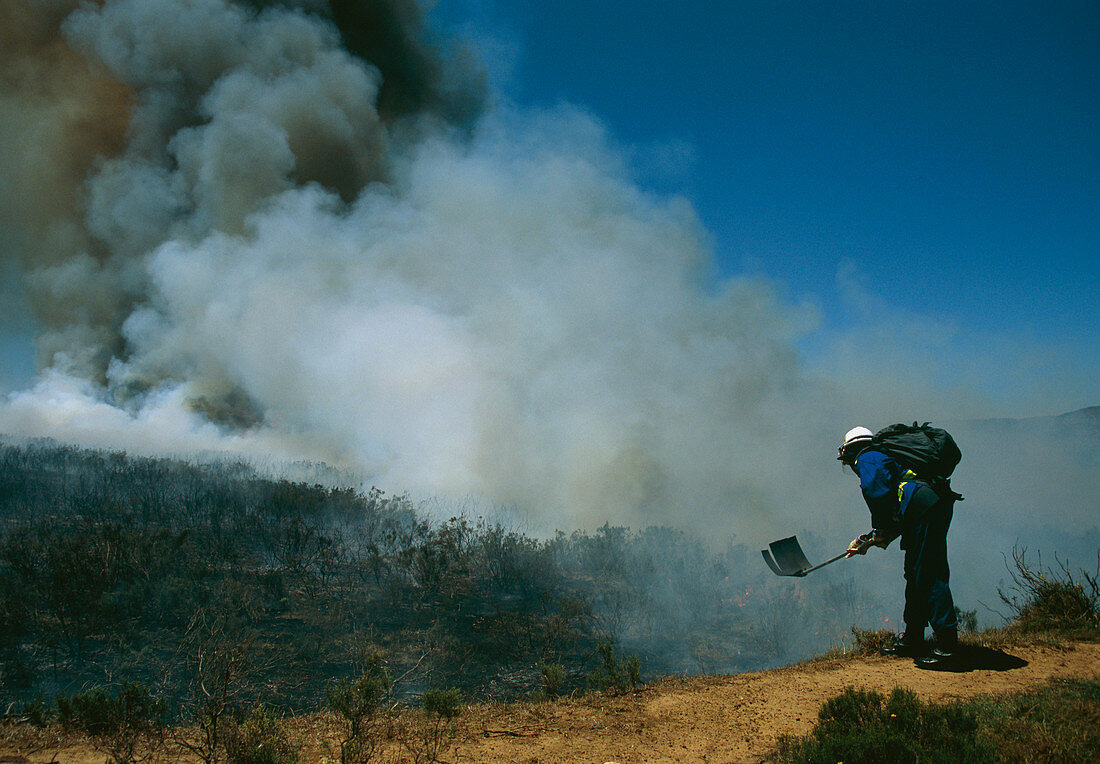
[761,535,848,577]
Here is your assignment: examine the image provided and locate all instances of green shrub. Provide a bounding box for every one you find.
[624,653,642,688]
[999,547,1099,633]
[224,705,299,764]
[772,686,997,764]
[327,657,392,764]
[56,682,166,763]
[403,688,462,764]
[537,661,566,700]
[586,640,643,693]
[14,694,52,728]
[976,679,1100,761]
[422,688,461,720]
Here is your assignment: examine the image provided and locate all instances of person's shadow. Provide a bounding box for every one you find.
[916,645,1029,673]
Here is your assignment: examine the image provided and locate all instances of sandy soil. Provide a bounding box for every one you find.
[4,641,1098,764]
[459,641,1100,763]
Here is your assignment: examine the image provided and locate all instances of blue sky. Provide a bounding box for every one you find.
[1,1,1096,416]
[435,0,1098,412]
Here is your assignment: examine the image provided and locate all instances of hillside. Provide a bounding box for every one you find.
[4,640,1097,763]
[0,437,911,712]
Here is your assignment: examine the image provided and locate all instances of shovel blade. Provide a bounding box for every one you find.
[763,535,812,576]
[761,548,785,576]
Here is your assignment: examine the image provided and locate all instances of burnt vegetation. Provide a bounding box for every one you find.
[0,438,586,712]
[0,437,869,721]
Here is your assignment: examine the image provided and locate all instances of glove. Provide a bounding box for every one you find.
[847,530,896,556]
[846,532,874,557]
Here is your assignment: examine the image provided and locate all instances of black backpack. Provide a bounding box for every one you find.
[871,422,963,498]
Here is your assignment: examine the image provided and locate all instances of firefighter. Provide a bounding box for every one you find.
[837,426,960,669]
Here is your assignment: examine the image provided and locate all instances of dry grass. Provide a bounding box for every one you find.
[0,719,75,760]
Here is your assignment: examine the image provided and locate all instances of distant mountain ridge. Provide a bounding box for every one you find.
[1055,405,1100,423]
[960,405,1100,432]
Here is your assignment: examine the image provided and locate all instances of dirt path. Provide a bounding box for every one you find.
[4,642,1098,764]
[459,641,1100,763]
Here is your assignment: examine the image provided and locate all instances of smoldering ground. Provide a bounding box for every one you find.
[0,0,1096,653]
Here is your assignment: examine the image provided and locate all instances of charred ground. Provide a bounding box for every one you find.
[0,438,895,716]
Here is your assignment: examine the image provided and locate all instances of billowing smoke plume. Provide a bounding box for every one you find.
[2,0,485,378]
[0,0,1095,555]
[0,0,835,535]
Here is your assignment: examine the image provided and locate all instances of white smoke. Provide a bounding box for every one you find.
[0,0,1094,551]
[0,0,822,535]
[4,94,836,534]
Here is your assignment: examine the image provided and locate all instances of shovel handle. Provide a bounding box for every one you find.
[796,551,849,576]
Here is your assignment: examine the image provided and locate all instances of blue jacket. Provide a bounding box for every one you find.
[853,449,924,532]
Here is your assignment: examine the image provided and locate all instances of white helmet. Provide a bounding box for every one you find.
[842,426,873,447]
[837,426,873,462]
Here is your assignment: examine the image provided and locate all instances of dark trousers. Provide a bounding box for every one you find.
[900,489,957,636]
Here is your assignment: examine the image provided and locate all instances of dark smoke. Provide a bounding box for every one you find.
[0,0,135,380]
[325,0,487,127]
[1,0,485,388]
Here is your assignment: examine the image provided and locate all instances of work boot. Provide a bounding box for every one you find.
[881,630,928,658]
[915,629,962,670]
